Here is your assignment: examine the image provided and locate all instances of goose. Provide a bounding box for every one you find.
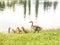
[29,21,42,33]
[21,27,29,33]
[15,27,22,34]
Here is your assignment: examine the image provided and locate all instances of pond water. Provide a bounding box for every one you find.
[0,0,60,33]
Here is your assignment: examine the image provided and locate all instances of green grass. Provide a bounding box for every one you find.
[0,29,59,45]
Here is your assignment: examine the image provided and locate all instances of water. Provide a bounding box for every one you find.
[0,0,60,33]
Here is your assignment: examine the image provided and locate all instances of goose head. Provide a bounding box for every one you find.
[29,21,33,27]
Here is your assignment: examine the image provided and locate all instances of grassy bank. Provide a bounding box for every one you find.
[0,29,59,45]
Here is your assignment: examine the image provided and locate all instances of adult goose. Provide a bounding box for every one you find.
[29,21,42,33]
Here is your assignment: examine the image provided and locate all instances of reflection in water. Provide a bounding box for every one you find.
[44,2,52,11]
[53,1,58,10]
[0,0,58,18]
[0,1,5,11]
[35,0,39,19]
[28,0,31,16]
[24,0,26,18]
